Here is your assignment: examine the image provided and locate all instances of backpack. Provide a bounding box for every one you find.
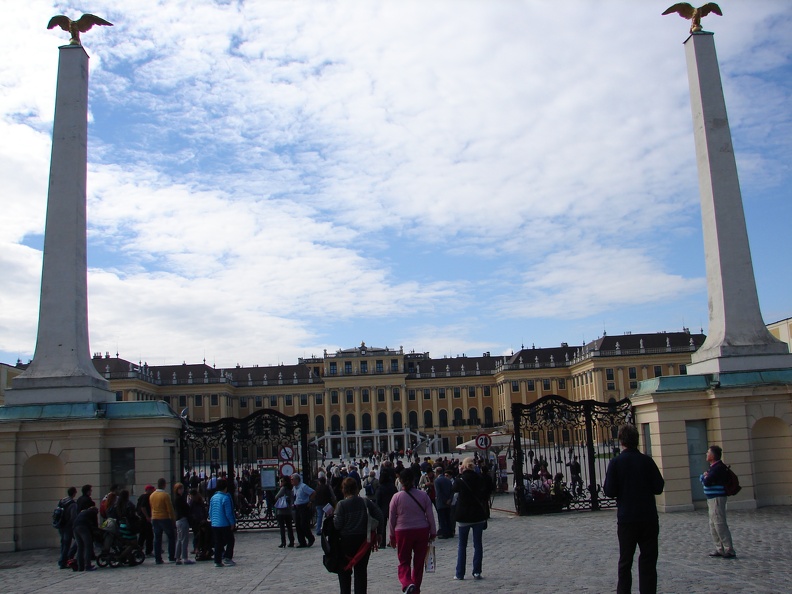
[321,512,344,574]
[724,466,741,496]
[52,498,73,529]
[364,479,374,497]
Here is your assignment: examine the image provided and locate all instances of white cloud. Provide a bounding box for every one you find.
[1,1,790,366]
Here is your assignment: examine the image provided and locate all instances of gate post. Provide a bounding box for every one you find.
[225,419,234,480]
[583,400,600,511]
[511,403,526,512]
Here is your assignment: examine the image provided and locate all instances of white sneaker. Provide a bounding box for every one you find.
[473,573,482,580]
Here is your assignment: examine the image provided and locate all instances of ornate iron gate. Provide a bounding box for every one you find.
[511,395,633,514]
[180,409,313,530]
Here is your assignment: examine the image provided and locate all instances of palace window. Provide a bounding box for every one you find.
[331,390,339,405]
[392,388,400,401]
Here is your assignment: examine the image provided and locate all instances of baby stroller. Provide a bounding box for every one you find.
[97,516,145,567]
[193,519,214,561]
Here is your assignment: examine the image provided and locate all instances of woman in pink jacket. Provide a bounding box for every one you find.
[388,469,437,594]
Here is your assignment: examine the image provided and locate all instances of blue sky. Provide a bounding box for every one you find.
[1,1,790,368]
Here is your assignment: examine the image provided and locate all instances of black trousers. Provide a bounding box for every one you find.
[338,533,370,594]
[294,504,314,546]
[617,520,659,594]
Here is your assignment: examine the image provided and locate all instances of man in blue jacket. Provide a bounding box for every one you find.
[209,478,236,567]
[604,424,665,594]
[700,445,736,558]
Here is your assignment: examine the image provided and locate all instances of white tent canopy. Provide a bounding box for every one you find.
[455,430,532,452]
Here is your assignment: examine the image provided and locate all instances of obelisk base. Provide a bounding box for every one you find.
[687,341,792,375]
[7,375,114,405]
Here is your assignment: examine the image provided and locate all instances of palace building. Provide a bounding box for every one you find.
[4,330,705,458]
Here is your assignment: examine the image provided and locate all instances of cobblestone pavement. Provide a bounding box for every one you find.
[1,498,790,593]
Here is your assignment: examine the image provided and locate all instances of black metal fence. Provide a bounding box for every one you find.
[511,395,633,514]
[180,409,313,530]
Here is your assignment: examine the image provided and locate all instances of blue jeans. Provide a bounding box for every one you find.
[315,506,324,536]
[152,519,176,562]
[456,521,484,578]
[58,527,73,567]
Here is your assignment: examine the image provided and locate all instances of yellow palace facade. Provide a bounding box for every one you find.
[6,330,705,458]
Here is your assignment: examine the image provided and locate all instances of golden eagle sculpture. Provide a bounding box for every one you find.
[662,3,722,33]
[47,14,113,45]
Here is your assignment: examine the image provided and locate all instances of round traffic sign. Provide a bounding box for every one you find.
[279,446,294,461]
[280,462,295,476]
[475,433,492,450]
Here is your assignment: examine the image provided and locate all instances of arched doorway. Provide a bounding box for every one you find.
[22,453,64,549]
[751,417,792,507]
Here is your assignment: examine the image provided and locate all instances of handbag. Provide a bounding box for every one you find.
[424,542,436,573]
[274,495,289,509]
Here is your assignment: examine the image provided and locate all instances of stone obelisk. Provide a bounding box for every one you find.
[8,44,112,404]
[683,32,791,375]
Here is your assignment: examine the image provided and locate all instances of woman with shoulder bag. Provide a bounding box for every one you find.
[274,476,295,548]
[452,457,489,581]
[388,469,437,594]
[333,477,384,594]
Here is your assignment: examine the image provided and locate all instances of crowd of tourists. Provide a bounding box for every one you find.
[52,450,495,594]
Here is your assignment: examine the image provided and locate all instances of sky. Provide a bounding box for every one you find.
[1,1,790,369]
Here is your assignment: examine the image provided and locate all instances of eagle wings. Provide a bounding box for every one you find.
[662,3,722,33]
[47,14,113,45]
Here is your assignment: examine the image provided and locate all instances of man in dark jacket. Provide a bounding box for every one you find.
[700,445,736,558]
[433,467,453,538]
[604,424,664,594]
[57,486,79,569]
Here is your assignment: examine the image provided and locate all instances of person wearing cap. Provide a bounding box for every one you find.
[291,473,316,547]
[136,484,156,556]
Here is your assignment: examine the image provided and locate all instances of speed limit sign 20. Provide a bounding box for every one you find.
[475,433,492,450]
